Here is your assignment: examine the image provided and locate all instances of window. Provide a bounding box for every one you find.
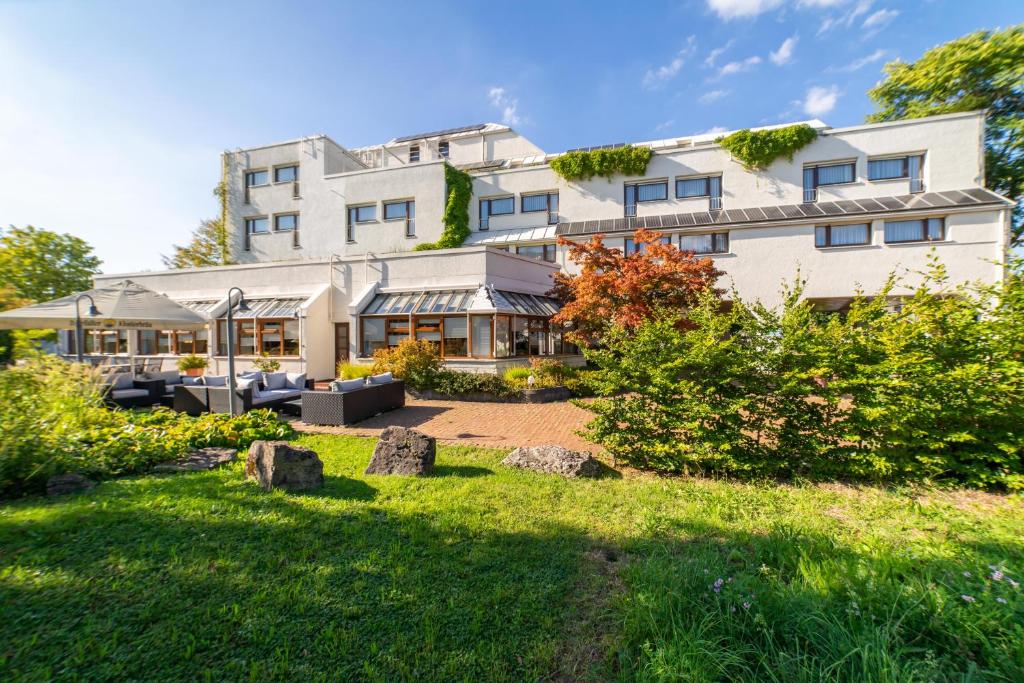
[274,165,298,183]
[217,318,298,356]
[245,170,268,187]
[246,217,269,234]
[516,244,556,262]
[443,316,467,356]
[438,141,450,158]
[78,330,128,355]
[274,214,297,231]
[479,196,514,230]
[868,154,925,192]
[814,223,870,248]
[803,162,856,202]
[624,180,668,216]
[361,318,385,356]
[625,236,671,255]
[347,205,376,241]
[884,217,945,244]
[387,318,410,347]
[521,192,559,225]
[676,175,723,210]
[384,200,415,237]
[472,315,493,357]
[409,145,420,163]
[679,233,729,254]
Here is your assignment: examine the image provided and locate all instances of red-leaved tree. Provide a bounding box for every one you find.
[549,229,723,345]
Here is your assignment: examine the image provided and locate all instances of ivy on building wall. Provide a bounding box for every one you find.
[715,124,818,171]
[549,145,653,182]
[413,164,474,251]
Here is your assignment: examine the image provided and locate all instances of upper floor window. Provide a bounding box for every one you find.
[521,192,559,225]
[274,214,297,231]
[516,244,557,262]
[625,235,671,255]
[384,200,416,237]
[246,170,269,187]
[274,165,298,183]
[815,223,869,248]
[409,145,420,163]
[868,154,924,192]
[479,196,514,230]
[679,232,729,255]
[884,217,944,244]
[438,141,450,158]
[624,180,668,216]
[803,161,855,202]
[346,205,376,242]
[246,217,269,234]
[676,175,723,210]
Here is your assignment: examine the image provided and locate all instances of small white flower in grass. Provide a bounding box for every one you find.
[961,594,976,603]
[991,570,1004,581]
[963,571,972,578]
[730,606,736,613]
[996,597,1008,604]
[743,601,751,610]
[1009,578,1020,589]
[712,578,724,593]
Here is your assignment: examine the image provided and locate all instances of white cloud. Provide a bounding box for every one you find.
[817,0,873,35]
[488,86,521,126]
[769,35,798,65]
[706,0,783,20]
[862,7,898,31]
[704,40,735,68]
[803,85,839,117]
[654,119,676,132]
[699,126,730,136]
[797,0,846,6]
[698,89,730,105]
[828,48,888,72]
[718,55,762,77]
[643,36,697,89]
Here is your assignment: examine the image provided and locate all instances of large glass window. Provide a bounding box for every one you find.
[443,316,468,357]
[217,319,295,356]
[246,217,269,234]
[628,180,668,203]
[137,330,158,355]
[679,233,729,254]
[362,318,385,356]
[803,162,856,202]
[516,244,556,262]
[274,214,297,231]
[494,316,511,358]
[246,170,268,187]
[274,165,298,183]
[471,316,492,357]
[415,318,442,354]
[387,318,409,348]
[815,223,870,248]
[521,192,559,224]
[867,158,907,180]
[884,217,945,244]
[512,317,529,357]
[479,197,514,230]
[384,200,415,237]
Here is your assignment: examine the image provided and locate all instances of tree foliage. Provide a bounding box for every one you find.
[162,183,232,268]
[867,26,1024,243]
[413,164,474,251]
[582,256,1024,490]
[550,228,723,344]
[715,124,819,171]
[0,225,100,302]
[549,145,653,182]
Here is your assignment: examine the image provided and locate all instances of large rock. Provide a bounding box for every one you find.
[46,473,95,496]
[154,447,238,472]
[502,445,602,478]
[245,441,324,492]
[365,427,435,476]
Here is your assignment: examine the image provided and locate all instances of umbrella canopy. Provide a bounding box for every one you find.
[0,279,208,331]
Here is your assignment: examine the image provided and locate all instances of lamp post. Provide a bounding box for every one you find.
[74,294,100,363]
[225,287,249,416]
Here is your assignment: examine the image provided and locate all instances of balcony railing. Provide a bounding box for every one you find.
[803,188,818,203]
[709,196,722,211]
[910,178,925,194]
[624,204,637,218]
[548,211,559,225]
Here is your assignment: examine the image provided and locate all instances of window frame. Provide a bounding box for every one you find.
[678,232,729,255]
[625,180,669,204]
[245,216,269,234]
[438,141,450,159]
[883,217,946,244]
[273,213,298,232]
[814,222,871,248]
[675,175,718,198]
[245,169,269,187]
[273,165,299,183]
[383,199,416,237]
[409,145,420,163]
[216,317,299,357]
[515,243,557,263]
[805,161,857,188]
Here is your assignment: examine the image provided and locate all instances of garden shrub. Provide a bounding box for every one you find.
[370,338,442,389]
[336,362,372,380]
[582,257,1024,490]
[430,370,518,398]
[0,356,294,497]
[502,367,532,386]
[715,124,818,171]
[550,145,653,182]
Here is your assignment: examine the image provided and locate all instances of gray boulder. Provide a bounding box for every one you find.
[502,445,602,478]
[365,427,435,476]
[154,447,238,472]
[46,473,95,496]
[245,441,324,492]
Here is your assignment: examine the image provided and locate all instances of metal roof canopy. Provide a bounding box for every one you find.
[359,287,561,317]
[554,187,1012,237]
[393,123,487,144]
[223,297,305,320]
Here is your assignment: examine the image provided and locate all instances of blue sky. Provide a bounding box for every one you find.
[1,0,1021,273]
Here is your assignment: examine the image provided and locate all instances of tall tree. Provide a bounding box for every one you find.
[550,228,723,345]
[0,225,101,301]
[867,26,1024,244]
[162,182,232,269]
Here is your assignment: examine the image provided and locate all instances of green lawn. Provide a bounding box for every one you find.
[1,434,1022,681]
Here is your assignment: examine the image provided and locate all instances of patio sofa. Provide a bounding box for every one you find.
[300,375,405,426]
[173,372,314,416]
[102,372,163,409]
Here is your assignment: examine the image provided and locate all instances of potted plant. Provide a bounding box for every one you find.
[177,354,208,377]
[252,353,281,373]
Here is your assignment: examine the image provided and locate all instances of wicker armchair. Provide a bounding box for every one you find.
[300,380,405,426]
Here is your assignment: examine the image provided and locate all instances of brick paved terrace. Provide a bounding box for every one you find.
[290,397,598,453]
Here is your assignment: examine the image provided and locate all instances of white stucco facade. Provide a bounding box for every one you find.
[76,112,1012,378]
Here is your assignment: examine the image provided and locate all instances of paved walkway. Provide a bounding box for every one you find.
[290,397,598,452]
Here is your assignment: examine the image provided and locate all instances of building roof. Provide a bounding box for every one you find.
[392,123,488,144]
[554,188,1011,238]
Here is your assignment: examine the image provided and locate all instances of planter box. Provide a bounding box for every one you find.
[408,386,571,404]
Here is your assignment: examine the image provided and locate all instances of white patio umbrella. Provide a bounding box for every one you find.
[0,279,208,363]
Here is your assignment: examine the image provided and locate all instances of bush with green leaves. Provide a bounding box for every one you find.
[336,362,373,380]
[429,369,518,398]
[0,356,294,497]
[412,164,473,251]
[582,257,1024,489]
[715,124,818,171]
[549,145,653,182]
[370,338,443,389]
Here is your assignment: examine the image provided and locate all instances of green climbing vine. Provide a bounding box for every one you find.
[549,145,653,182]
[715,124,818,171]
[414,164,474,251]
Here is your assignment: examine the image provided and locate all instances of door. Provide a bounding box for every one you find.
[334,323,350,366]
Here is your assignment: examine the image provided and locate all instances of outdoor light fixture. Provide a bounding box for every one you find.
[74,294,100,363]
[225,287,247,416]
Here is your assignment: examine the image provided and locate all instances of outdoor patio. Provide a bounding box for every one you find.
[289,396,596,452]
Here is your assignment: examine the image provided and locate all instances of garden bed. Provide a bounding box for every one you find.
[408,386,571,403]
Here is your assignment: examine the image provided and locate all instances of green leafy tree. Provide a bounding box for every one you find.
[0,226,101,302]
[162,183,232,268]
[867,26,1024,243]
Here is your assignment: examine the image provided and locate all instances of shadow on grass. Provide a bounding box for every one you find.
[431,465,493,478]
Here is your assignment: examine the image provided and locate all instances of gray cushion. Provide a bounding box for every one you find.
[236,377,260,397]
[368,372,393,385]
[238,371,261,381]
[286,372,307,390]
[182,376,202,386]
[330,378,365,393]
[108,373,135,390]
[152,370,182,386]
[252,388,302,405]
[202,375,228,386]
[263,372,288,390]
[111,388,148,399]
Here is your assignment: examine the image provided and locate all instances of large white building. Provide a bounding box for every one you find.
[77,111,1013,379]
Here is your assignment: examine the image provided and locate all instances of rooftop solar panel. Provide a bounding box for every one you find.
[393,123,487,143]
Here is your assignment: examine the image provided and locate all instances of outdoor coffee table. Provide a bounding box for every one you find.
[279,399,303,417]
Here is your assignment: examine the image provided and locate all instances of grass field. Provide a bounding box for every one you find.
[2,434,1022,681]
